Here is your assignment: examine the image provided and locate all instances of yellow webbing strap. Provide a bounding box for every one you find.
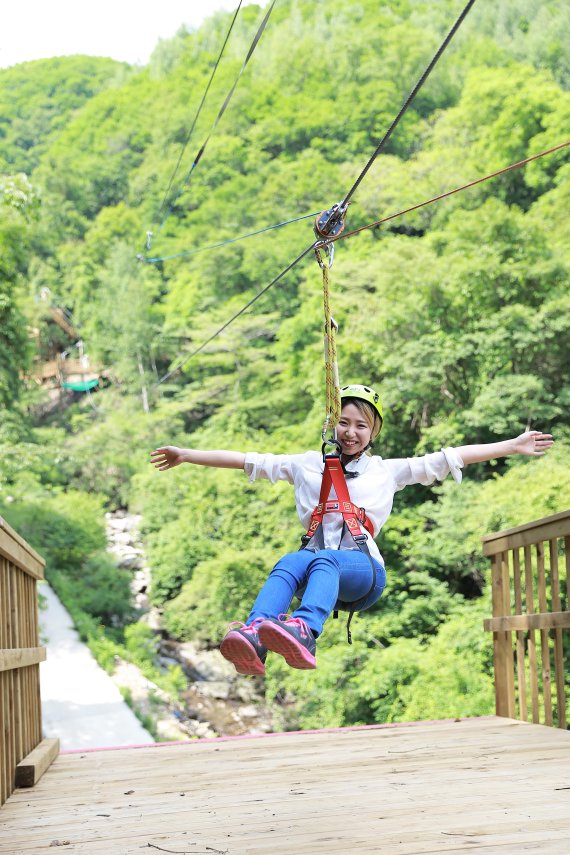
[317,246,341,439]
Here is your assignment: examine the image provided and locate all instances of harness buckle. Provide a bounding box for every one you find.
[321,438,342,460]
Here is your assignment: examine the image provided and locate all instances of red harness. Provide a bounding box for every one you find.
[300,454,377,644]
[303,455,374,545]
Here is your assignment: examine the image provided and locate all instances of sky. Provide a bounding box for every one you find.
[0,1,259,69]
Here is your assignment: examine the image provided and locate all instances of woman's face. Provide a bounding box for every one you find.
[337,403,372,456]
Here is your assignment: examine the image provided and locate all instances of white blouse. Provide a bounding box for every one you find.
[243,448,464,564]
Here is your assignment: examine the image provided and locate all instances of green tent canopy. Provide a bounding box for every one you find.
[62,379,99,392]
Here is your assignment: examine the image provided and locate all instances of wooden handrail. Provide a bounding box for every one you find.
[482,510,570,555]
[0,516,45,579]
[483,509,570,729]
[0,516,51,807]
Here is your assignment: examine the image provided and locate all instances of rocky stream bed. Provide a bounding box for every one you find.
[105,511,275,741]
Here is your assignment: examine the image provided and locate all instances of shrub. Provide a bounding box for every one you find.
[73,552,134,624]
[0,491,106,576]
[124,621,159,665]
[163,547,271,643]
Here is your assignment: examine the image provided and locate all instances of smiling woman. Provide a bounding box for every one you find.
[150,381,554,674]
[0,0,258,68]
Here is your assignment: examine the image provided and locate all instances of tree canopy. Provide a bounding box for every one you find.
[0,0,568,730]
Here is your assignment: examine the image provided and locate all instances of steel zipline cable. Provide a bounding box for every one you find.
[148,0,474,258]
[146,0,278,255]
[143,127,554,267]
[141,0,475,268]
[332,140,570,245]
[152,0,563,386]
[340,0,476,211]
[156,241,316,385]
[151,0,244,240]
[153,0,478,382]
[142,209,320,264]
[154,139,569,387]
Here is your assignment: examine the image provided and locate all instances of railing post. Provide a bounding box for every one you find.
[550,539,566,729]
[524,544,539,723]
[490,552,515,717]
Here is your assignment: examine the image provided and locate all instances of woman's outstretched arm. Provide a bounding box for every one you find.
[151,446,246,471]
[457,430,554,466]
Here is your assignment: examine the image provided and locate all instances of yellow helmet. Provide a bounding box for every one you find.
[340,384,383,433]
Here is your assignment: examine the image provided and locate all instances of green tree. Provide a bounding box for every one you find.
[0,173,39,409]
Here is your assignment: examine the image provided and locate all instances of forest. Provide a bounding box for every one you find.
[1,0,569,732]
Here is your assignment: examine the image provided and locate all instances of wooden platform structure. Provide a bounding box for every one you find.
[1,716,569,854]
[32,356,102,389]
[31,306,102,393]
[2,511,570,853]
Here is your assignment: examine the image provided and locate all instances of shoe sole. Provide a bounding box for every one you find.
[258,622,316,670]
[220,632,266,676]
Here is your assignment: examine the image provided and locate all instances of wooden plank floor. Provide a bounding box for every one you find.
[1,716,570,854]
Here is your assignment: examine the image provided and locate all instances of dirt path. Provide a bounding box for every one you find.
[39,582,154,750]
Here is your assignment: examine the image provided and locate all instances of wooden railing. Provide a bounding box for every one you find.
[483,510,570,729]
[0,516,49,807]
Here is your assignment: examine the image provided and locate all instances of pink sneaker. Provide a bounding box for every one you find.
[258,615,317,670]
[220,619,267,676]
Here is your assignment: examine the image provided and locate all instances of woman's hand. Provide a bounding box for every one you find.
[511,431,554,457]
[150,446,246,470]
[150,446,189,471]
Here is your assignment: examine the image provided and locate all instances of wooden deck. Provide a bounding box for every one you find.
[1,716,569,854]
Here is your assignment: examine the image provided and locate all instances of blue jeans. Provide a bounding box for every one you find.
[247,548,386,637]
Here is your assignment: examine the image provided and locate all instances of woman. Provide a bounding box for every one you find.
[151,384,553,676]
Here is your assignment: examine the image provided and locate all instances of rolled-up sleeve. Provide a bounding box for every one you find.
[243,452,296,484]
[441,446,464,483]
[388,447,464,489]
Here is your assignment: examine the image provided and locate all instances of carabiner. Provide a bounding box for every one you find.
[321,419,341,458]
[314,241,334,270]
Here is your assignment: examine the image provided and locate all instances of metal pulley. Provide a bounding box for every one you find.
[314,202,348,239]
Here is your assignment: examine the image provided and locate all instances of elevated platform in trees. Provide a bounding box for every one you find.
[1,716,569,854]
